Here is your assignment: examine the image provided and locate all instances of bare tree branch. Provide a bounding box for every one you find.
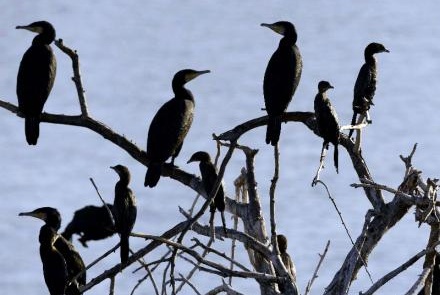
[304,240,330,295]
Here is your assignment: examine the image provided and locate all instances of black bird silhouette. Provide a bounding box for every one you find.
[144,69,210,187]
[349,42,389,138]
[16,21,57,145]
[19,207,86,295]
[62,204,115,247]
[187,151,227,233]
[111,165,137,264]
[261,21,302,145]
[314,81,340,173]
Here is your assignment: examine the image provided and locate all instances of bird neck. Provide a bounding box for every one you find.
[172,84,193,100]
[116,177,130,187]
[364,52,377,65]
[280,35,296,47]
[33,31,55,45]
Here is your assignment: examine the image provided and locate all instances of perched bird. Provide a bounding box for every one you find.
[19,207,86,295]
[314,81,340,173]
[16,21,57,145]
[62,204,116,248]
[261,21,302,146]
[187,151,227,233]
[111,165,137,264]
[348,42,389,138]
[144,69,210,187]
[276,234,297,292]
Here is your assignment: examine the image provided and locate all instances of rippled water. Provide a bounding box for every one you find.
[1,1,440,294]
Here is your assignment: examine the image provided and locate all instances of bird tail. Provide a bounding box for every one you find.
[334,144,339,174]
[66,280,81,295]
[25,117,39,145]
[120,233,129,264]
[266,116,281,146]
[220,211,227,234]
[144,163,161,187]
[348,112,357,138]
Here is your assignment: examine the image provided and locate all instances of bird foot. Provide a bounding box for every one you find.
[366,120,373,124]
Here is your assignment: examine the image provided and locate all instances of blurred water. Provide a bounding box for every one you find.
[1,1,440,294]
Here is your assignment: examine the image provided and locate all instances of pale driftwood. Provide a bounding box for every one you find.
[360,242,440,295]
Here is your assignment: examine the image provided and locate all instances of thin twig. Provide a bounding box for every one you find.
[109,276,115,295]
[314,180,373,284]
[54,39,89,116]
[304,240,331,295]
[89,177,115,226]
[270,143,280,255]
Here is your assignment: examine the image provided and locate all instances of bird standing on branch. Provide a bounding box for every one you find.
[314,81,340,173]
[144,69,210,187]
[111,165,137,264]
[262,21,302,146]
[187,151,227,234]
[349,42,389,138]
[16,21,57,145]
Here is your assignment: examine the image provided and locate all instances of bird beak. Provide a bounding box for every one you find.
[19,211,46,221]
[110,166,116,170]
[329,85,334,89]
[16,25,42,33]
[186,70,210,83]
[384,49,390,53]
[187,158,194,164]
[261,23,284,35]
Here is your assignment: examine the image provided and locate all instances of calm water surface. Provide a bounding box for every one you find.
[1,1,439,294]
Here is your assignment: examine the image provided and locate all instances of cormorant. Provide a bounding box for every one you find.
[276,234,297,292]
[348,42,389,138]
[144,69,210,188]
[111,165,137,264]
[19,207,86,295]
[261,21,302,146]
[187,151,227,233]
[16,21,57,145]
[314,81,340,173]
[62,204,115,247]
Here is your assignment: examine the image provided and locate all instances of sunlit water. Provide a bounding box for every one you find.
[1,1,440,294]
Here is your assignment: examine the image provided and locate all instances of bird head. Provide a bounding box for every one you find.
[110,164,131,183]
[16,21,55,35]
[318,80,334,93]
[277,234,288,253]
[365,42,390,55]
[187,151,211,164]
[19,207,62,230]
[261,21,297,40]
[173,69,211,86]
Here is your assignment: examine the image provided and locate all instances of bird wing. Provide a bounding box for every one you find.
[353,63,375,110]
[17,45,56,115]
[147,98,194,162]
[263,44,302,115]
[314,96,340,144]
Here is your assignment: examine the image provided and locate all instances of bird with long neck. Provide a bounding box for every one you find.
[16,21,57,145]
[314,81,340,174]
[111,165,137,264]
[348,42,389,138]
[19,207,85,295]
[144,69,210,188]
[187,151,227,234]
[261,21,302,146]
